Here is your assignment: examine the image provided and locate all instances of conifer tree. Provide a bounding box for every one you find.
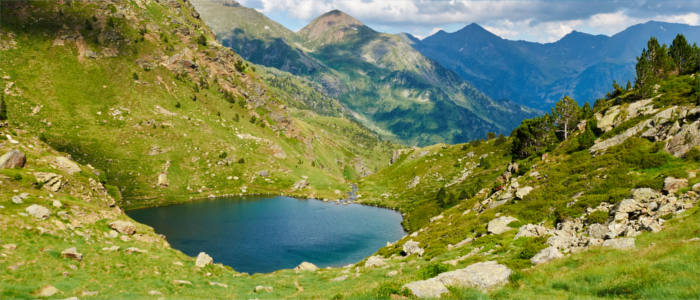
[670,34,693,74]
[552,96,580,140]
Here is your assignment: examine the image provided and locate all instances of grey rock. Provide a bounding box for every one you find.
[254,285,273,292]
[364,255,386,268]
[109,220,136,235]
[25,204,50,219]
[404,278,448,298]
[515,186,533,199]
[515,224,548,239]
[0,150,26,169]
[664,177,688,194]
[209,281,228,288]
[157,173,169,187]
[587,224,609,239]
[36,285,59,297]
[258,170,269,177]
[330,275,348,282]
[487,216,518,235]
[11,195,23,204]
[692,182,700,192]
[632,188,661,202]
[54,156,81,175]
[602,238,635,250]
[436,261,512,291]
[61,247,83,261]
[195,252,213,267]
[617,199,641,214]
[403,240,424,256]
[294,261,318,272]
[34,172,65,192]
[530,247,563,265]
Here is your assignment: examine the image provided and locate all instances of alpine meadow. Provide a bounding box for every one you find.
[1,1,700,299]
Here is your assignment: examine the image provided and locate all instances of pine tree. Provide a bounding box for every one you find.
[552,96,580,140]
[670,34,693,74]
[635,48,655,97]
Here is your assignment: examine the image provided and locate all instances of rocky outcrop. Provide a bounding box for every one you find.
[34,172,65,192]
[294,261,318,272]
[61,247,83,261]
[25,204,50,219]
[0,150,26,168]
[403,240,424,256]
[54,156,81,174]
[530,247,563,264]
[591,106,700,157]
[408,176,420,188]
[602,237,635,249]
[487,216,518,234]
[404,278,449,298]
[664,177,688,194]
[405,261,512,297]
[109,220,136,235]
[515,224,548,239]
[195,252,213,267]
[364,255,386,268]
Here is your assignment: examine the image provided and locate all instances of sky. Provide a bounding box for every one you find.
[234,0,700,42]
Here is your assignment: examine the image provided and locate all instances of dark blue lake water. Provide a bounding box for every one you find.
[127,196,405,274]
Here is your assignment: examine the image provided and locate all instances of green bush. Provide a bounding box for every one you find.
[684,147,700,162]
[375,282,410,299]
[587,210,609,224]
[419,263,449,279]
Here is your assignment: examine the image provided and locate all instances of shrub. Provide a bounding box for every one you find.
[419,263,449,279]
[237,158,245,164]
[375,282,410,299]
[684,147,700,162]
[174,102,181,109]
[587,210,609,224]
[219,152,227,159]
[132,72,139,81]
[234,60,247,72]
[197,34,207,46]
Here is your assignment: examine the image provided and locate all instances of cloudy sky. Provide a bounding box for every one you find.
[235,0,700,42]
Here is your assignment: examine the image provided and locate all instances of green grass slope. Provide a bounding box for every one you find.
[0,0,394,209]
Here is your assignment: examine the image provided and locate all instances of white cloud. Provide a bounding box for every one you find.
[235,0,700,42]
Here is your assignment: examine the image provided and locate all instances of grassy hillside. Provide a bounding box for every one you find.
[2,0,700,299]
[0,0,394,209]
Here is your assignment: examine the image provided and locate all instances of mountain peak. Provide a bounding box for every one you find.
[298,9,369,46]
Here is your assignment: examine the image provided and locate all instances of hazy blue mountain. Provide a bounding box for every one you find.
[415,21,700,109]
[191,1,537,146]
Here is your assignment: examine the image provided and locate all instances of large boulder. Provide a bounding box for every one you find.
[403,240,424,256]
[616,199,641,214]
[33,172,65,192]
[0,150,26,169]
[364,255,386,268]
[487,216,518,235]
[54,156,81,174]
[632,188,661,202]
[530,247,563,265]
[515,224,548,239]
[515,186,533,199]
[602,238,635,250]
[663,177,688,194]
[403,278,448,298]
[436,261,512,291]
[587,224,609,239]
[61,247,83,261]
[294,261,318,272]
[25,204,50,219]
[109,220,136,235]
[692,183,700,193]
[195,252,213,267]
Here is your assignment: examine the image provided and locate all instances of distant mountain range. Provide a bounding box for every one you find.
[190,1,536,146]
[412,21,700,109]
